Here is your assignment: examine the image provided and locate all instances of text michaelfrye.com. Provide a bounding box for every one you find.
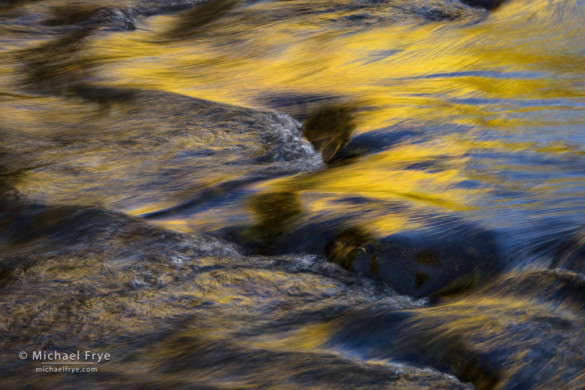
[19,350,110,374]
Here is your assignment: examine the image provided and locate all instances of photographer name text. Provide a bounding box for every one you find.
[22,350,110,363]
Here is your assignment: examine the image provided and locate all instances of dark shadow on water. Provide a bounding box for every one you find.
[240,191,303,254]
[68,85,138,105]
[18,27,96,95]
[255,92,342,121]
[0,146,26,202]
[331,126,424,165]
[0,0,38,13]
[164,0,240,40]
[18,27,141,105]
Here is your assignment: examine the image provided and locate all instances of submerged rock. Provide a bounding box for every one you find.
[134,0,207,16]
[326,219,503,298]
[0,200,471,389]
[327,269,585,389]
[460,0,506,11]
[2,0,488,37]
[2,0,212,33]
[237,191,305,253]
[218,195,359,256]
[485,269,585,313]
[44,5,136,31]
[303,103,358,164]
[219,204,502,299]
[182,0,487,41]
[5,202,582,389]
[0,89,323,213]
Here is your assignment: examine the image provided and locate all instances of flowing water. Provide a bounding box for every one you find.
[1,0,585,388]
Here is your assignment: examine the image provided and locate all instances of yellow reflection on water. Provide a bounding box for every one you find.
[84,0,585,230]
[3,0,585,233]
[270,139,478,204]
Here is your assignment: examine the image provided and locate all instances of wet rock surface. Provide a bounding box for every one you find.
[303,103,358,164]
[163,0,240,39]
[0,0,207,37]
[215,193,353,256]
[191,0,485,42]
[1,202,579,390]
[134,0,206,16]
[328,270,585,389]
[43,5,137,31]
[0,0,488,28]
[0,200,472,389]
[460,0,506,11]
[0,89,322,213]
[326,220,503,298]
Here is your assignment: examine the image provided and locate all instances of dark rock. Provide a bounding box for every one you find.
[0,200,238,286]
[67,85,139,104]
[2,0,208,30]
[221,211,365,257]
[0,0,35,9]
[460,0,506,11]
[0,200,471,389]
[256,0,484,27]
[303,103,358,163]
[212,194,404,257]
[0,89,323,213]
[44,5,136,31]
[329,309,501,389]
[346,12,371,21]
[326,220,503,298]
[213,197,409,259]
[146,333,473,389]
[241,191,304,252]
[215,191,306,255]
[328,270,585,389]
[0,147,22,194]
[134,0,206,16]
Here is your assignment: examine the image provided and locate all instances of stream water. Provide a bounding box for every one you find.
[1,0,585,388]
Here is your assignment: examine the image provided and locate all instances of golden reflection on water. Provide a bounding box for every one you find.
[95,0,585,116]
[3,0,585,239]
[81,0,584,238]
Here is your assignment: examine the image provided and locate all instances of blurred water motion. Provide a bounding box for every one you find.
[2,0,585,388]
